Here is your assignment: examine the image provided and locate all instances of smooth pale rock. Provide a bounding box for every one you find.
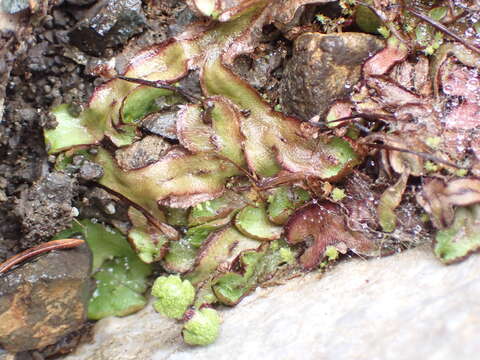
[0,244,93,352]
[0,10,22,31]
[65,246,480,360]
[280,32,384,120]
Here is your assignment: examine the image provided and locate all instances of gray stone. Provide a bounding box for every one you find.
[0,244,93,352]
[115,135,171,170]
[16,172,76,243]
[280,32,384,120]
[79,161,104,181]
[1,0,29,14]
[65,246,480,360]
[141,111,178,141]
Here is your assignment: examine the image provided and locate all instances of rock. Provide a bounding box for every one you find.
[68,0,146,56]
[0,349,14,360]
[167,6,199,37]
[65,0,98,5]
[232,43,287,90]
[78,161,104,181]
[15,173,76,243]
[280,32,384,120]
[0,243,93,352]
[1,0,30,14]
[0,7,23,31]
[141,110,178,141]
[64,246,480,360]
[115,135,171,170]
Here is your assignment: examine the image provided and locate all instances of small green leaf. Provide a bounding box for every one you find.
[212,240,295,305]
[128,207,168,264]
[161,240,198,274]
[55,219,135,271]
[377,173,408,233]
[188,191,245,227]
[55,219,152,320]
[185,227,260,285]
[434,205,480,264]
[88,256,151,320]
[428,7,447,22]
[122,86,175,124]
[267,186,310,225]
[185,215,233,248]
[45,105,99,154]
[235,205,283,240]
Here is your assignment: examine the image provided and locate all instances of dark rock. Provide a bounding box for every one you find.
[68,0,146,56]
[15,173,76,242]
[167,6,199,37]
[0,243,93,352]
[280,32,384,120]
[115,135,171,170]
[178,70,203,100]
[65,0,98,5]
[78,161,104,181]
[141,110,178,140]
[78,187,128,224]
[232,44,287,90]
[26,42,51,73]
[53,8,70,28]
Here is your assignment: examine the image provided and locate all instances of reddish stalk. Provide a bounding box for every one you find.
[0,238,85,275]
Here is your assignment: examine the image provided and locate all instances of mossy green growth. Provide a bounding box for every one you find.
[424,161,440,173]
[331,188,346,202]
[425,136,442,149]
[182,308,221,346]
[325,246,339,261]
[151,275,195,319]
[279,247,295,264]
[434,205,480,264]
[355,5,382,34]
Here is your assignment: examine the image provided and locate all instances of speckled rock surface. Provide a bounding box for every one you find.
[0,244,93,352]
[280,32,384,120]
[65,246,480,360]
